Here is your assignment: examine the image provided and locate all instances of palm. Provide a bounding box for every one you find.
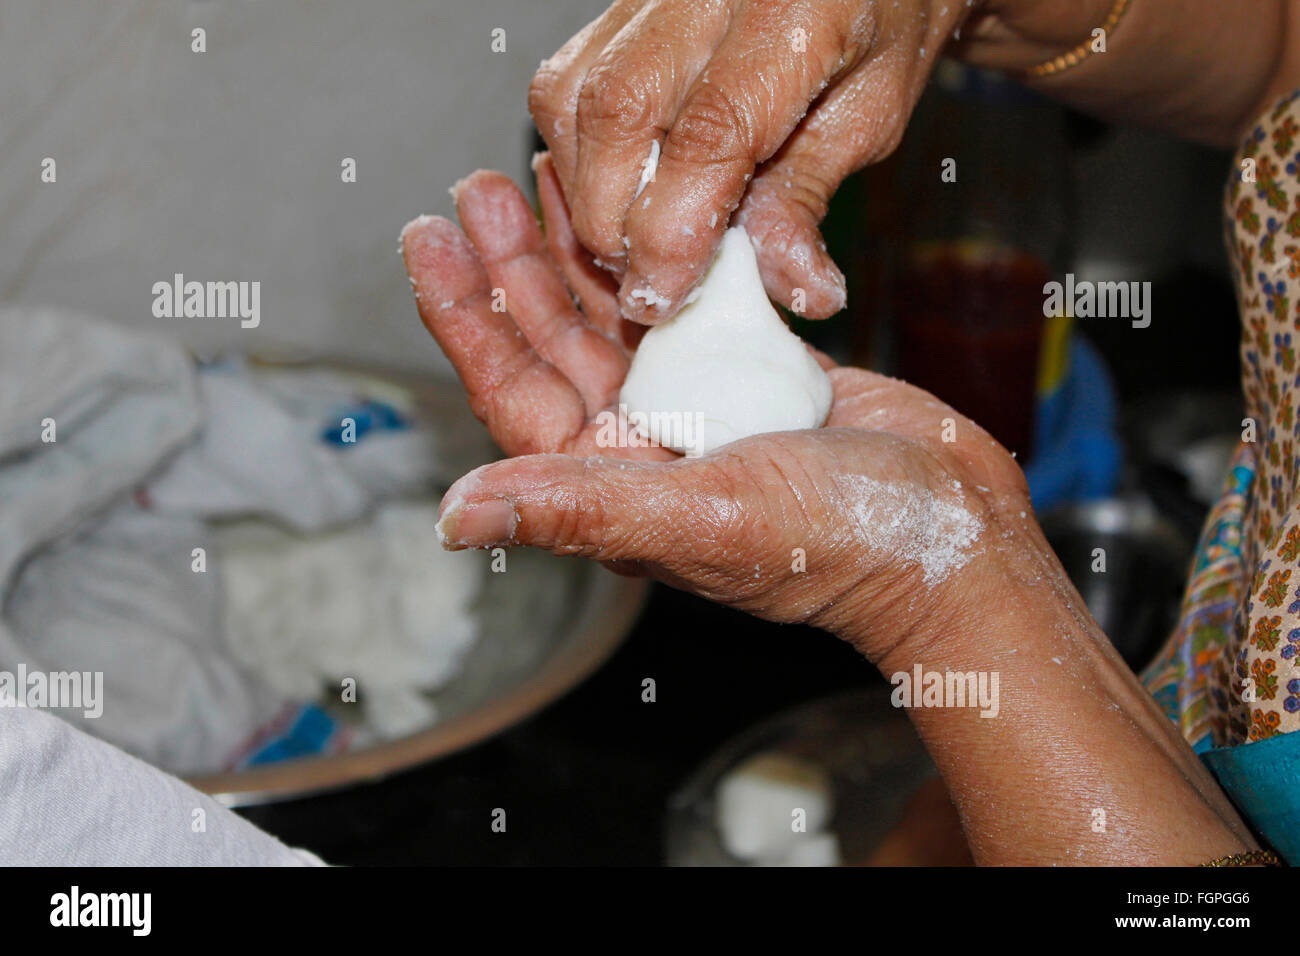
[402,157,667,460]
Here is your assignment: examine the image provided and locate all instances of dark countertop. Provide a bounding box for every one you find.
[237,582,874,865]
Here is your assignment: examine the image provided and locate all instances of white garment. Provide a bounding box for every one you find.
[0,706,323,866]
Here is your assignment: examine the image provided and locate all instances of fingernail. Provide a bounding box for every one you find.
[398,214,434,254]
[436,498,518,548]
[619,273,674,324]
[448,176,472,204]
[823,264,847,313]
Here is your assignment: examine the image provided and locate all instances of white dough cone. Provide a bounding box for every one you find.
[619,227,833,457]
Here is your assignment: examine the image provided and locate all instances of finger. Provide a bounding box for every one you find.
[399,214,586,456]
[618,1,877,322]
[453,170,628,415]
[568,0,733,269]
[533,152,623,339]
[530,0,645,195]
[436,453,709,560]
[737,59,913,318]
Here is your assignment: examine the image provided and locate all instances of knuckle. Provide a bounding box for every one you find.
[794,162,841,210]
[832,0,879,63]
[528,66,572,126]
[550,502,599,557]
[669,84,754,166]
[754,167,835,226]
[750,210,814,268]
[577,66,657,138]
[699,452,788,542]
[868,118,907,164]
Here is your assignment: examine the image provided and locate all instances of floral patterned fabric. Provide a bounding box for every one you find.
[1142,445,1254,749]
[1144,89,1300,748]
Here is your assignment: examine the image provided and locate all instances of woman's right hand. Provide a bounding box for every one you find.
[528,0,979,324]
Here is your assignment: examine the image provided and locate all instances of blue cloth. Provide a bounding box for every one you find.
[1024,337,1122,511]
[1201,731,1300,864]
[243,704,344,767]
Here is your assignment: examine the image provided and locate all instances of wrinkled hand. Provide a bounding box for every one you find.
[400,160,1029,664]
[528,0,977,323]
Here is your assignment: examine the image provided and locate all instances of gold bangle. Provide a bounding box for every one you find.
[1200,850,1283,867]
[1024,0,1131,79]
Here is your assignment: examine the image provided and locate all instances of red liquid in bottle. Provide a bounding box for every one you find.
[895,242,1048,459]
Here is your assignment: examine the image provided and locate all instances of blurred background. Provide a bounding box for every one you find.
[1,0,610,371]
[2,2,1242,864]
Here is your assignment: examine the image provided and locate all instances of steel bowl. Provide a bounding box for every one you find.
[181,361,648,805]
[1039,497,1192,670]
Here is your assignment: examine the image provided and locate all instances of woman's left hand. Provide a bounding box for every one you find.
[399,160,1258,865]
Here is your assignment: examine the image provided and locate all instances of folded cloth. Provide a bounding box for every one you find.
[5,501,285,774]
[1201,731,1300,865]
[0,307,199,586]
[145,357,448,532]
[0,308,488,776]
[0,308,284,773]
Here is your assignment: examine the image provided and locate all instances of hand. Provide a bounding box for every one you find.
[528,0,978,323]
[400,159,1030,665]
[400,165,1258,865]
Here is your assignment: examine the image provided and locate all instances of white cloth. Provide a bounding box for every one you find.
[0,706,323,866]
[5,502,284,774]
[219,501,481,740]
[0,307,280,773]
[0,308,490,772]
[0,308,485,861]
[146,360,446,532]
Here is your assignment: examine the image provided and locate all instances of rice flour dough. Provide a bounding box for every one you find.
[618,227,833,457]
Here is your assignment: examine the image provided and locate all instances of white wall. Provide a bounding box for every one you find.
[0,0,608,373]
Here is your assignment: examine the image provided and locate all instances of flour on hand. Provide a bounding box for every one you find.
[837,474,984,585]
[618,227,833,457]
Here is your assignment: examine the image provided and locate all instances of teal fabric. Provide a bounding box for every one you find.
[1202,732,1300,865]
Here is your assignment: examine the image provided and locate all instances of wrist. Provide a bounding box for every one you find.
[829,491,1068,674]
[953,0,1119,74]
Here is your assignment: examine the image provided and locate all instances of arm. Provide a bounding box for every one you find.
[853,508,1255,865]
[959,0,1294,148]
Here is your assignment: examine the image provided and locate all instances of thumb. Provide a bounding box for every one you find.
[736,62,907,320]
[436,454,708,560]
